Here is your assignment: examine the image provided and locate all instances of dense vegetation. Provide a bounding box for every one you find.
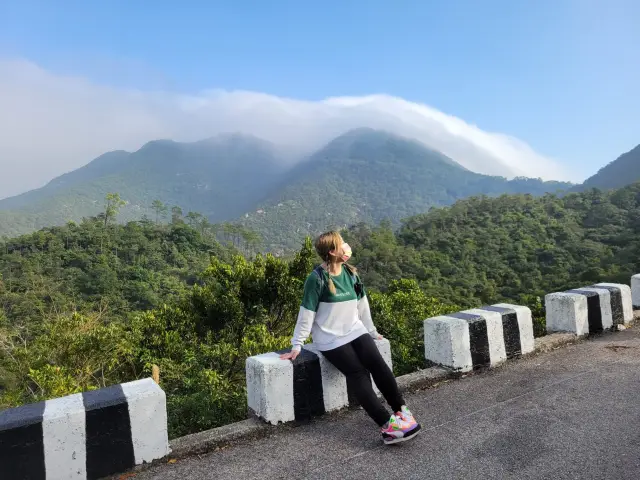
[345,182,640,310]
[2,181,640,439]
[0,129,571,244]
[0,207,458,437]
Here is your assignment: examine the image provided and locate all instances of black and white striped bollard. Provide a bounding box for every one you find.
[245,338,392,425]
[424,304,535,373]
[0,378,169,480]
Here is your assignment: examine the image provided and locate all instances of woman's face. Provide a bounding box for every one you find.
[330,240,351,263]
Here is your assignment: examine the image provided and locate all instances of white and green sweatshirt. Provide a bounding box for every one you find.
[291,265,378,352]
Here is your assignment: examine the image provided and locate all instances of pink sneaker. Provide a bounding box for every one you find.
[397,405,418,427]
[380,413,421,445]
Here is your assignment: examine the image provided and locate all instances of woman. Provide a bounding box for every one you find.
[280,230,421,445]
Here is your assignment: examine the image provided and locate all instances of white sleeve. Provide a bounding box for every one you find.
[291,272,322,351]
[358,295,378,337]
[291,306,316,351]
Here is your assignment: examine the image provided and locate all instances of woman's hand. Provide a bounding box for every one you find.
[279,349,300,361]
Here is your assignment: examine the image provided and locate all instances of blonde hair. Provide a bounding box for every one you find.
[314,230,357,294]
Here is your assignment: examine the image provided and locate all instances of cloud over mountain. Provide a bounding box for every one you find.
[0,58,571,199]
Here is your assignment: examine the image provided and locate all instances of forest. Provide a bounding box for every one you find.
[1,182,639,438]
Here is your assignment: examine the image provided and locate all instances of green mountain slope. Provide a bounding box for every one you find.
[0,128,573,245]
[579,144,640,191]
[238,128,573,251]
[344,181,640,311]
[0,134,286,237]
[0,151,131,211]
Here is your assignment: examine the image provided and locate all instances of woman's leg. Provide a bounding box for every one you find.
[321,342,391,427]
[350,334,405,413]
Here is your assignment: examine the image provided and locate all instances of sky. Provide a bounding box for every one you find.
[0,0,638,199]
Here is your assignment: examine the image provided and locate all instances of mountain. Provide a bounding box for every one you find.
[0,134,286,237]
[238,128,572,251]
[0,128,573,242]
[579,144,640,191]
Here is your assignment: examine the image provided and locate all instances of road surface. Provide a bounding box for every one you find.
[134,327,640,479]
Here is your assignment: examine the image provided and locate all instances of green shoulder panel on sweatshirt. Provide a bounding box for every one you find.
[301,271,323,312]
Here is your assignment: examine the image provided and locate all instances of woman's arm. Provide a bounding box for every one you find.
[356,278,380,338]
[288,272,322,353]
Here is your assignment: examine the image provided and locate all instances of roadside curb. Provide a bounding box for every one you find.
[396,366,455,393]
[169,418,271,458]
[126,316,640,472]
[162,332,600,460]
[532,332,582,354]
[165,365,460,461]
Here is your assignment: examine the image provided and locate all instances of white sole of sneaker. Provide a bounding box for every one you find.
[383,426,421,445]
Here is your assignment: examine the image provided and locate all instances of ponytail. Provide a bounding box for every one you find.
[327,275,337,295]
[324,263,357,295]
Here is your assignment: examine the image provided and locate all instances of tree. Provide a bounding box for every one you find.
[240,228,262,254]
[197,217,212,236]
[103,193,126,227]
[185,211,203,227]
[171,206,184,225]
[151,200,168,225]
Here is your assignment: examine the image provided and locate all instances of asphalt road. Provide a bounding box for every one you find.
[135,327,640,480]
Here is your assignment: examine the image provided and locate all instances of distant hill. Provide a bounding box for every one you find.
[0,128,573,243]
[238,128,573,251]
[0,134,286,237]
[579,144,640,191]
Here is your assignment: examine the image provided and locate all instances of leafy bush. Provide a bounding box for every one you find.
[0,312,135,407]
[5,182,640,438]
[369,279,461,375]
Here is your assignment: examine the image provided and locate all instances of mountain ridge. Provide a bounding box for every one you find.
[0,133,287,237]
[577,143,640,191]
[0,128,575,243]
[236,129,572,250]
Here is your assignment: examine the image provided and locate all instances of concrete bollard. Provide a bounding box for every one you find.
[593,283,633,324]
[545,292,589,336]
[424,304,534,373]
[633,275,640,310]
[0,378,170,480]
[546,283,632,336]
[246,338,392,425]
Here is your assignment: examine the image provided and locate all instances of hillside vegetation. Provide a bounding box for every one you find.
[346,182,640,308]
[2,183,639,438]
[0,129,571,246]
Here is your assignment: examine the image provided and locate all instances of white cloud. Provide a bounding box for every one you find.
[0,58,571,200]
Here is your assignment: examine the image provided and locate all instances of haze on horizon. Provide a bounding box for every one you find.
[0,59,576,200]
[1,1,638,200]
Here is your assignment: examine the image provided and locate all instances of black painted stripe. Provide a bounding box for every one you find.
[448,312,490,369]
[480,305,522,358]
[276,348,326,422]
[591,284,623,326]
[83,384,135,480]
[0,401,46,480]
[566,289,603,333]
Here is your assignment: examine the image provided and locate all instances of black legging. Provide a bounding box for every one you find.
[322,333,405,426]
